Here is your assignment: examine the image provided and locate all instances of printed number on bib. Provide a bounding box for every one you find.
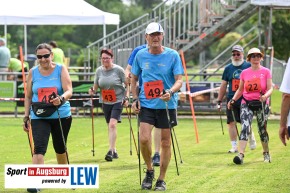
[102,90,117,102]
[245,78,261,93]
[37,87,57,103]
[232,79,240,91]
[144,80,164,99]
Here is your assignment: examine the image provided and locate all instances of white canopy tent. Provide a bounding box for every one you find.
[0,0,120,57]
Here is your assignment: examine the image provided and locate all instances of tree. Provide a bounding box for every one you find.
[272,9,290,61]
[131,0,163,10]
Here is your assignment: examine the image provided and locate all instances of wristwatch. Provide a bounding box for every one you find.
[59,96,65,104]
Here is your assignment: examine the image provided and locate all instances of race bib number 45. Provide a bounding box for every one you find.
[144,80,164,99]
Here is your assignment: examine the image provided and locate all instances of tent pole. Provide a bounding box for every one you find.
[4,25,7,45]
[24,25,28,60]
[103,24,106,46]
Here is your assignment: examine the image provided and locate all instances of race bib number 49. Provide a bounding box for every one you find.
[144,80,164,99]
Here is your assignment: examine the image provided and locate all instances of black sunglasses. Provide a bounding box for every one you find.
[232,53,241,57]
[37,53,50,59]
[250,54,261,59]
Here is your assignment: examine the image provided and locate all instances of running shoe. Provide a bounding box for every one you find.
[27,188,40,193]
[105,151,113,161]
[154,179,166,191]
[249,133,257,150]
[141,169,154,190]
[152,153,160,166]
[233,153,244,165]
[263,152,271,163]
[228,147,238,153]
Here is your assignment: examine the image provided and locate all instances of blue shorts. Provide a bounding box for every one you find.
[139,107,177,129]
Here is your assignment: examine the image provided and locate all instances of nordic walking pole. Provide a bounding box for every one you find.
[164,101,179,175]
[163,90,179,175]
[90,87,95,156]
[50,92,70,164]
[125,106,138,155]
[56,108,70,164]
[217,101,224,135]
[172,127,183,164]
[19,46,34,157]
[136,100,141,185]
[130,107,132,155]
[230,105,240,138]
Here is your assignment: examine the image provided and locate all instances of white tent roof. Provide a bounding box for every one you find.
[0,0,120,25]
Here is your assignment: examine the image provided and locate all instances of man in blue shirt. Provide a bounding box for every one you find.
[125,44,161,167]
[131,22,184,191]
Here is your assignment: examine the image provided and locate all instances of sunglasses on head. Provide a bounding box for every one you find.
[232,53,241,57]
[37,53,50,59]
[250,54,261,59]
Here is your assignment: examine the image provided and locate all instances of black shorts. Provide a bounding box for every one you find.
[31,116,72,155]
[226,98,241,124]
[102,102,123,123]
[139,107,177,129]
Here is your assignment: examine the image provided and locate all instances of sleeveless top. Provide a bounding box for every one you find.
[30,64,71,119]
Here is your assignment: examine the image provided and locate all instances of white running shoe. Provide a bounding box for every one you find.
[249,133,256,150]
[263,152,271,163]
[228,147,238,153]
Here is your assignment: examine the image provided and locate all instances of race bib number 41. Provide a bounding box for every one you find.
[144,80,164,99]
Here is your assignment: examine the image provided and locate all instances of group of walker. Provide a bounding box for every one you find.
[21,21,277,193]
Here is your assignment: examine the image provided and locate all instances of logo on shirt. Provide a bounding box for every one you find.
[144,63,150,69]
[233,69,242,79]
[36,109,46,115]
[50,77,58,81]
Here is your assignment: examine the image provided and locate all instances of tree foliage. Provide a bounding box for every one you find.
[1,2,289,64]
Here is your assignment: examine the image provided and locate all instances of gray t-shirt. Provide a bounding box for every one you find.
[94,64,126,104]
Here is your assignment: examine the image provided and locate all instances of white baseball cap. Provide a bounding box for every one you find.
[145,22,164,34]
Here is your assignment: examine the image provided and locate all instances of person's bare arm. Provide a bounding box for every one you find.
[217,80,227,110]
[160,74,183,102]
[60,65,73,100]
[279,93,290,146]
[23,69,33,132]
[227,80,244,109]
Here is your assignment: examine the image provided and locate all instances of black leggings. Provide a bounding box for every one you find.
[31,116,72,155]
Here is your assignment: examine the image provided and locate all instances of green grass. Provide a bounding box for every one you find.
[0,116,289,193]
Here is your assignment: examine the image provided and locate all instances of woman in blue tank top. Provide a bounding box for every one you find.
[22,43,73,193]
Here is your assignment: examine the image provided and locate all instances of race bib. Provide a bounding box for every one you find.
[232,79,240,91]
[102,89,117,102]
[37,87,57,103]
[144,80,164,99]
[245,78,261,93]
